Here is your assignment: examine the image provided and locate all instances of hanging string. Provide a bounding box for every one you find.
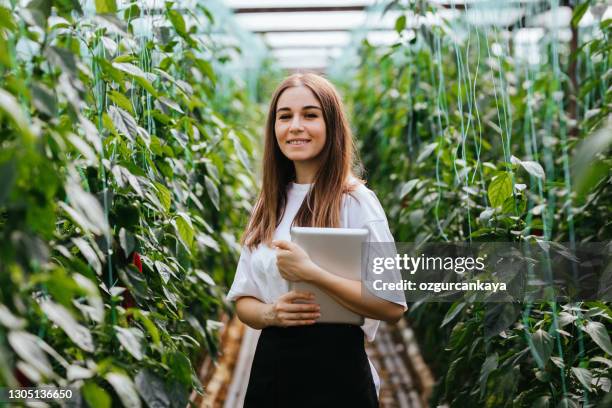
[91,30,117,327]
[433,26,449,242]
[448,0,473,241]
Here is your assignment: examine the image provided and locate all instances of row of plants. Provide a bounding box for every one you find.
[340,0,610,406]
[0,1,261,406]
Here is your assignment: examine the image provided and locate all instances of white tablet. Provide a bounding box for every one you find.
[289,226,368,326]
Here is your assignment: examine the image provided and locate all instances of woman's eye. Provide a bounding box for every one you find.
[278,115,291,120]
[305,113,318,118]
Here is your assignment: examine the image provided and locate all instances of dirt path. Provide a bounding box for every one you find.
[193,318,433,408]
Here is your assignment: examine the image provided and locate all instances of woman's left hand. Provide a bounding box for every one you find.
[272,240,322,283]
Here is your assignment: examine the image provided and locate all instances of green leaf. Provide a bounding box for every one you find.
[582,321,612,355]
[0,89,32,138]
[196,233,220,252]
[0,6,17,31]
[31,82,56,117]
[108,106,138,142]
[530,329,553,367]
[174,212,194,249]
[441,302,465,328]
[112,62,158,96]
[72,274,104,323]
[520,160,545,180]
[79,115,102,152]
[40,301,94,352]
[82,381,111,408]
[0,36,10,66]
[95,0,117,14]
[501,195,521,216]
[124,3,140,20]
[45,46,78,77]
[119,166,144,197]
[158,96,184,114]
[204,176,219,210]
[114,326,144,361]
[135,369,170,408]
[445,356,465,396]
[532,395,550,408]
[195,269,216,286]
[479,353,498,398]
[27,0,51,27]
[108,90,135,115]
[132,310,160,345]
[395,15,406,33]
[185,51,216,83]
[590,356,612,368]
[487,172,513,208]
[0,305,26,329]
[168,9,187,37]
[153,182,172,212]
[571,367,592,391]
[233,137,251,170]
[67,133,97,163]
[417,142,438,163]
[155,261,173,284]
[8,331,54,378]
[484,302,520,339]
[571,1,590,28]
[399,179,419,199]
[558,311,577,327]
[105,372,142,408]
[61,179,109,235]
[72,237,102,275]
[168,352,193,386]
[119,227,135,256]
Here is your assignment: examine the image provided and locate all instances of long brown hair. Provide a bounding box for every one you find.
[242,73,363,249]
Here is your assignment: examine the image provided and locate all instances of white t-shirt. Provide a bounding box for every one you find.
[227,180,408,395]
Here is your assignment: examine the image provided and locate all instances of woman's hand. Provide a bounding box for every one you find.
[272,240,323,282]
[264,290,321,327]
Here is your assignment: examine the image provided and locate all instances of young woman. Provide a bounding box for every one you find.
[227,73,407,407]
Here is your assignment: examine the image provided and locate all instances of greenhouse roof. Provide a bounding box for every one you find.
[222,0,612,72]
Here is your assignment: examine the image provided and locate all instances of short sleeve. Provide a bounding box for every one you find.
[226,246,266,303]
[345,185,407,308]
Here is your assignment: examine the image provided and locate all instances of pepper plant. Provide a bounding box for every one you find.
[340,0,611,406]
[0,0,260,406]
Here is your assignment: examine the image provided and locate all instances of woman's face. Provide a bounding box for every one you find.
[274,86,327,165]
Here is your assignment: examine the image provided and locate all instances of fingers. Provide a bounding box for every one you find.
[279,311,321,321]
[283,302,320,312]
[273,290,321,327]
[272,240,293,250]
[278,310,320,326]
[280,290,315,303]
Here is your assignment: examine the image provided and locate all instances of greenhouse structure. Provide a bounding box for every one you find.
[0,0,610,407]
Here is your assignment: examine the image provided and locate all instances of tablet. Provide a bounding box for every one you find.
[289,227,368,326]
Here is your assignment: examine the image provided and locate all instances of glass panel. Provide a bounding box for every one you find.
[262,32,352,48]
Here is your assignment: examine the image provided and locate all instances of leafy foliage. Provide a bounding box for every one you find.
[340,1,611,406]
[0,1,261,406]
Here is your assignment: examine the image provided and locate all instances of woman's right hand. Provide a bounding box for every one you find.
[265,290,321,327]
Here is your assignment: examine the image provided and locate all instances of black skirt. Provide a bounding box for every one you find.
[244,323,379,408]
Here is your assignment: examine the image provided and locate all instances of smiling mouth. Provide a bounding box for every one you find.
[287,139,311,145]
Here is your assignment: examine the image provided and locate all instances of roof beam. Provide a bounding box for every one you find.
[233,6,368,14]
[253,27,393,34]
[268,45,342,50]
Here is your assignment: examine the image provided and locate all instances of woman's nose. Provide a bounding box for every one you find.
[289,116,304,132]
